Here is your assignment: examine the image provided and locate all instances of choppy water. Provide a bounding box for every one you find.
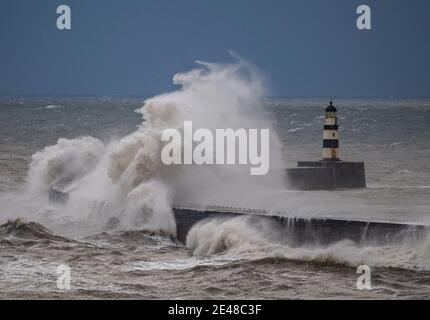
[1,96,430,299]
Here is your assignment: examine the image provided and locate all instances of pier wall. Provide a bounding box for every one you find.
[173,208,427,246]
[49,189,425,248]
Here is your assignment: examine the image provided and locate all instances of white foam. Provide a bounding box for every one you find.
[45,105,64,110]
[187,216,430,271]
[6,59,285,236]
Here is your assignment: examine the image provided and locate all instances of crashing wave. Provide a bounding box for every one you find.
[186,216,430,271]
[18,59,284,237]
[0,219,72,242]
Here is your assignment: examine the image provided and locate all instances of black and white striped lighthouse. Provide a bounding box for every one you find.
[286,100,366,190]
[322,101,339,161]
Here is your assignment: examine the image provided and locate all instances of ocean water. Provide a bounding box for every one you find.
[1,96,430,299]
[1,66,430,299]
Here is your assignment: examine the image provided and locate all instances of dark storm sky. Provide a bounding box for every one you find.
[1,0,429,97]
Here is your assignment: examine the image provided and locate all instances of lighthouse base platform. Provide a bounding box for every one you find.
[286,160,366,190]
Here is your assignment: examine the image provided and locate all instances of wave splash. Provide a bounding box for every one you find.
[4,59,284,236]
[186,216,430,271]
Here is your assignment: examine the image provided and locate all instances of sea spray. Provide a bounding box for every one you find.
[186,216,270,256]
[186,216,430,271]
[18,59,285,235]
[27,136,105,193]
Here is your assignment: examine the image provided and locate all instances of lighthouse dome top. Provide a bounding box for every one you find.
[325,101,337,113]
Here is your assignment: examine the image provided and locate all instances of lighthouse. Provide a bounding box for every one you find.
[322,101,339,161]
[286,101,366,190]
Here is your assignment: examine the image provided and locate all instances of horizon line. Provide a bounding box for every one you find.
[1,94,430,100]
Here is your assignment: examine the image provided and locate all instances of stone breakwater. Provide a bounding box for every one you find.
[173,207,429,246]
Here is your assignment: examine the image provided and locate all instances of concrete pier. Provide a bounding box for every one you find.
[47,189,428,247]
[173,207,428,246]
